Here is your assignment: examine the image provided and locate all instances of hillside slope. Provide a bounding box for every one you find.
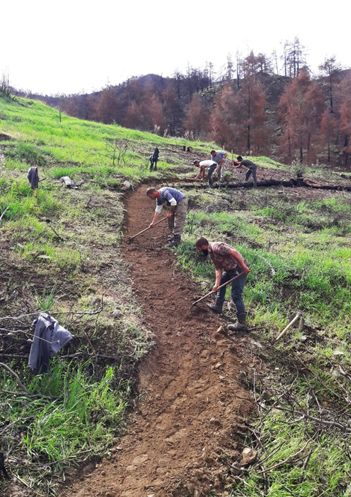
[1,95,350,497]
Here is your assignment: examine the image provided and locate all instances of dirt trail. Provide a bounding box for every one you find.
[64,185,253,497]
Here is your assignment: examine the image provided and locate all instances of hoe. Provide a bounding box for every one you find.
[127,216,168,243]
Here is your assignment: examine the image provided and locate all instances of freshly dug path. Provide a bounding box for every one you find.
[65,185,253,497]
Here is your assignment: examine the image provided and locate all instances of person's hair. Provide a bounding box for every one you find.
[195,236,209,249]
[237,156,243,161]
[210,150,216,154]
[146,187,157,196]
[193,160,200,165]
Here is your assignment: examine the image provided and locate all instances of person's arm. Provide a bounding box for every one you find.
[149,201,164,227]
[229,248,250,273]
[194,166,202,180]
[198,166,206,180]
[163,192,177,218]
[233,160,242,168]
[212,268,223,292]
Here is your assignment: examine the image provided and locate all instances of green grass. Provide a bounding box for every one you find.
[1,363,126,470]
[1,94,156,495]
[176,186,351,497]
[1,93,350,497]
[231,411,351,497]
[0,95,211,179]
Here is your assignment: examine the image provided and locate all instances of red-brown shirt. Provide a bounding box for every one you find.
[209,242,246,272]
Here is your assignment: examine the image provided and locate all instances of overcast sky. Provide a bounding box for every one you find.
[1,0,350,95]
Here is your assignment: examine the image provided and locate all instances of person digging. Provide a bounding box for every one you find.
[233,156,258,187]
[193,159,218,187]
[195,237,250,331]
[147,187,188,247]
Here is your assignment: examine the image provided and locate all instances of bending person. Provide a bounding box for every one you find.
[234,156,257,187]
[195,237,250,331]
[193,160,218,187]
[147,186,188,246]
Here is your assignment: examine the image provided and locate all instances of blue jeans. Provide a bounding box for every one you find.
[216,271,247,318]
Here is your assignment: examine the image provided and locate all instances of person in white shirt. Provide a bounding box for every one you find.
[193,160,218,187]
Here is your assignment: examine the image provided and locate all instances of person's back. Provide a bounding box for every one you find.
[158,187,185,205]
[240,159,255,169]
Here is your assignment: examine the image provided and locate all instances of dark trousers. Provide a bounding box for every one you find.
[208,163,217,186]
[215,270,247,318]
[245,167,257,186]
[150,159,158,171]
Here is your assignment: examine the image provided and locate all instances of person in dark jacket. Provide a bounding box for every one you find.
[234,156,257,187]
[27,166,39,189]
[149,147,160,171]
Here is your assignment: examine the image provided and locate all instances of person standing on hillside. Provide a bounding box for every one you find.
[149,147,160,171]
[233,156,258,187]
[210,149,227,181]
[195,237,250,331]
[193,159,218,187]
[147,186,188,246]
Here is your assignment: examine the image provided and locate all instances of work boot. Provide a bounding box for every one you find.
[228,315,247,332]
[207,299,223,314]
[167,234,181,247]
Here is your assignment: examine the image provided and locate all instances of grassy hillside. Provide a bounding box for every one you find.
[0,96,205,495]
[177,187,351,495]
[1,94,350,497]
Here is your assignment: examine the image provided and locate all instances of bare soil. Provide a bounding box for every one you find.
[62,185,253,497]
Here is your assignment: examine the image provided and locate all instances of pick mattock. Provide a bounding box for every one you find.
[127,216,168,243]
[191,272,245,307]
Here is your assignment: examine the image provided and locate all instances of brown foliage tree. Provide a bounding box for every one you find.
[183,94,209,138]
[338,75,351,168]
[279,68,324,163]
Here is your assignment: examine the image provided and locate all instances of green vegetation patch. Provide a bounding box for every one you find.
[176,186,351,497]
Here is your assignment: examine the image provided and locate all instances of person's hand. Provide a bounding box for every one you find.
[212,285,219,292]
[149,222,154,228]
[166,211,174,218]
[242,267,250,274]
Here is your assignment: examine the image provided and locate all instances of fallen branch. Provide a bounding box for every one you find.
[0,362,29,393]
[275,312,301,341]
[0,205,9,224]
[0,306,104,323]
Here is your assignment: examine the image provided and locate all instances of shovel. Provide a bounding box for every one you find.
[191,272,245,307]
[127,216,168,243]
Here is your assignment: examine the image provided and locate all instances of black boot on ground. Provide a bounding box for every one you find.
[228,314,248,332]
[207,302,223,314]
[167,235,181,247]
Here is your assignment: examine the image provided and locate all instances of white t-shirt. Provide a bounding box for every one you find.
[199,160,217,168]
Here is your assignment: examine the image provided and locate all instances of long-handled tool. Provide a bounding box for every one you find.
[191,272,245,307]
[128,216,168,243]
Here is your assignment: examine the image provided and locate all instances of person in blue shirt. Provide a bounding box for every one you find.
[146,187,188,246]
[210,150,227,182]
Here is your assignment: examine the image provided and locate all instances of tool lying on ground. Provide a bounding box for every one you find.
[191,272,245,307]
[128,216,168,243]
